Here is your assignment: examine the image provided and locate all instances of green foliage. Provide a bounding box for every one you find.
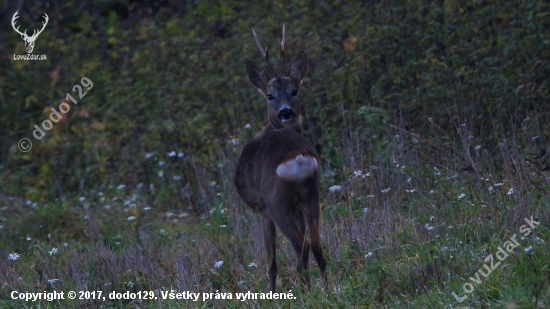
[1,0,550,308]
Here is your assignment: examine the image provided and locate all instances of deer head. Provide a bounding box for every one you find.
[235,25,327,292]
[245,25,308,133]
[11,11,49,54]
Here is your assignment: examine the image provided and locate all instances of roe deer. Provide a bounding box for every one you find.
[234,25,327,292]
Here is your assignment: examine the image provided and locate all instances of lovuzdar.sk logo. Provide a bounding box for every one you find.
[11,10,48,60]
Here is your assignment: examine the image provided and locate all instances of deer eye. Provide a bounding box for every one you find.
[291,90,298,96]
[267,94,274,100]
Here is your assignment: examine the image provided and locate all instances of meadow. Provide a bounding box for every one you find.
[1,0,549,308]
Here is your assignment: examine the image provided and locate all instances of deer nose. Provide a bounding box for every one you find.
[278,108,295,123]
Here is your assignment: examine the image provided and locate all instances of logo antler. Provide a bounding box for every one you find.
[11,11,49,53]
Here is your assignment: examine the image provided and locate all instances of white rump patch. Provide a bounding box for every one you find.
[276,155,317,182]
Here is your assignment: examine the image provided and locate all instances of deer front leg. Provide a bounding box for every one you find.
[262,217,278,292]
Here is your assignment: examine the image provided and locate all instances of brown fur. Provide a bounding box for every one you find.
[234,26,327,292]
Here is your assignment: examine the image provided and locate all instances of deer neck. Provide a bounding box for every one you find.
[261,114,303,135]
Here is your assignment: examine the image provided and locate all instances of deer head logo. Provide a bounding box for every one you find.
[11,11,49,54]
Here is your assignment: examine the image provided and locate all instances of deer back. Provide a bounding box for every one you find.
[234,128,319,215]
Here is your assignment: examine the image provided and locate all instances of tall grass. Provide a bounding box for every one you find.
[1,0,550,308]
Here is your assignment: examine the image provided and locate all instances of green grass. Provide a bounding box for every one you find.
[1,159,549,308]
[1,0,550,308]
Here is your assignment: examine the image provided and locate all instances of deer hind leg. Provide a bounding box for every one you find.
[267,202,310,289]
[262,217,278,292]
[306,194,327,286]
[293,209,311,287]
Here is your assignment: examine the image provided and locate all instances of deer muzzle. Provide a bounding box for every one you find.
[278,108,295,123]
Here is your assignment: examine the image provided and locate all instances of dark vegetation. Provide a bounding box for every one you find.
[1,0,549,307]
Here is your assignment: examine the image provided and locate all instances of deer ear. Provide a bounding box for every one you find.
[246,60,270,93]
[289,51,307,86]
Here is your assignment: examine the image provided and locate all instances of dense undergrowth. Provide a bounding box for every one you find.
[1,0,550,308]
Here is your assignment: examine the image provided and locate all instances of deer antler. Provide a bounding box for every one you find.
[11,11,27,37]
[252,28,277,77]
[29,13,49,39]
[279,24,286,76]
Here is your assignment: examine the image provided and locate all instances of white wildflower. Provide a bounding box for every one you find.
[178,152,184,158]
[425,224,435,231]
[406,189,416,193]
[158,171,164,178]
[117,184,126,190]
[381,188,391,193]
[364,252,374,258]
[494,183,504,187]
[214,260,224,268]
[145,153,153,159]
[524,246,533,253]
[47,279,59,284]
[127,216,136,221]
[354,170,363,177]
[158,161,166,166]
[328,185,341,192]
[475,145,481,150]
[9,253,20,261]
[248,262,257,268]
[507,188,515,195]
[168,151,176,157]
[245,124,252,129]
[48,247,58,256]
[457,193,466,200]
